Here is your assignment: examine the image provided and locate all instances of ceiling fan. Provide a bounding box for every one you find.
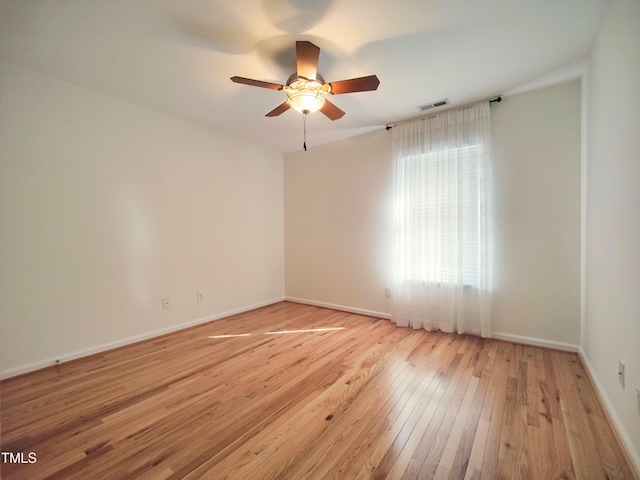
[230,40,380,120]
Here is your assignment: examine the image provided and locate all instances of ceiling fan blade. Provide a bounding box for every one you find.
[328,75,380,95]
[266,101,291,117]
[231,76,283,90]
[320,100,345,121]
[296,41,320,80]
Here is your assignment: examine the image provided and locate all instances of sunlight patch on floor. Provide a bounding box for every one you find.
[208,327,346,339]
[264,327,346,335]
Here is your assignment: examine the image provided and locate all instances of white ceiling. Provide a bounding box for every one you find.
[0,0,609,153]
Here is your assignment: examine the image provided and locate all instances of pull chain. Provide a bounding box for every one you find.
[303,113,307,151]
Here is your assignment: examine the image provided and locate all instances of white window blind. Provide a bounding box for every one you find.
[397,145,482,287]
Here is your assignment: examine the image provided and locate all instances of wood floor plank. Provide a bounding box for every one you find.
[278,331,428,480]
[553,351,608,480]
[372,338,469,479]
[186,322,401,479]
[333,334,453,479]
[481,341,512,478]
[452,346,492,480]
[1,302,637,479]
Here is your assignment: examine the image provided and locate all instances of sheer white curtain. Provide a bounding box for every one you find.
[391,102,493,337]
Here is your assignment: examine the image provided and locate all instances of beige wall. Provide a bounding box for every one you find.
[491,81,581,346]
[284,130,393,316]
[284,81,582,349]
[0,62,284,377]
[584,0,640,466]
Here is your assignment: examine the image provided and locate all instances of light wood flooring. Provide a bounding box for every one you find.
[1,301,637,479]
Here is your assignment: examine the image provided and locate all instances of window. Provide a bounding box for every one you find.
[390,102,492,336]
[396,145,482,287]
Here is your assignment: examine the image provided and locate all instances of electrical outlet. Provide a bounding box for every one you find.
[618,360,625,388]
[162,297,171,310]
[385,287,392,298]
[637,387,640,415]
[197,291,204,302]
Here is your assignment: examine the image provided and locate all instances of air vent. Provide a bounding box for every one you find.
[417,98,450,111]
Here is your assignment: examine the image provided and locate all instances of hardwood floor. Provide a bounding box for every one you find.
[1,302,636,479]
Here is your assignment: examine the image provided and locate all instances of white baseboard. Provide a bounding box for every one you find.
[0,297,285,380]
[284,296,391,320]
[578,348,640,476]
[283,300,581,354]
[491,331,580,352]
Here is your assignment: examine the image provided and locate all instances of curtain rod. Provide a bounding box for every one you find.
[385,96,502,130]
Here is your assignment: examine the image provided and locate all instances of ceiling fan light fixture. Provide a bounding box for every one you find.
[285,77,326,114]
[287,90,326,114]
